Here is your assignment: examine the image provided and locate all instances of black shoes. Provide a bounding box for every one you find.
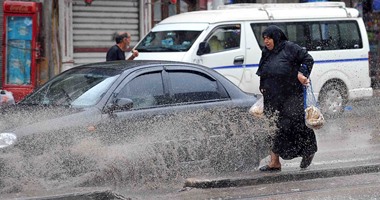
[300,154,315,169]
[259,165,281,172]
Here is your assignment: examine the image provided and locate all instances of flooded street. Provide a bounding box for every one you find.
[1,96,380,199]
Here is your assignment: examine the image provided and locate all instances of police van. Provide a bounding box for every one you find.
[133,2,373,118]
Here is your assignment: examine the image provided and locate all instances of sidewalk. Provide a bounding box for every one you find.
[184,160,380,189]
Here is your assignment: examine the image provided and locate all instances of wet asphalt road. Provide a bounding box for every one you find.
[2,94,380,200]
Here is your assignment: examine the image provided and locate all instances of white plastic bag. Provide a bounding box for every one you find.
[249,97,264,118]
[304,83,324,129]
[0,90,15,106]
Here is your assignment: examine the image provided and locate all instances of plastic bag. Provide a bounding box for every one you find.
[304,83,324,129]
[305,105,325,129]
[249,97,264,118]
[0,90,15,106]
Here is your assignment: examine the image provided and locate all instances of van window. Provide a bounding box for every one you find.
[204,25,241,54]
[310,23,322,50]
[286,24,308,48]
[252,23,308,49]
[251,21,362,51]
[321,23,339,50]
[339,22,362,49]
[135,31,201,52]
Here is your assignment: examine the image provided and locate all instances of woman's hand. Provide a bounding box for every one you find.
[298,72,310,86]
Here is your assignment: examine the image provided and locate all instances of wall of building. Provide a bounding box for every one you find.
[71,0,140,65]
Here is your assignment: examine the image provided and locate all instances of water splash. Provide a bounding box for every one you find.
[0,107,274,195]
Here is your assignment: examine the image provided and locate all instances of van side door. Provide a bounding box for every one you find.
[196,24,246,90]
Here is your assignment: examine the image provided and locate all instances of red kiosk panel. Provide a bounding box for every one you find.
[2,1,42,102]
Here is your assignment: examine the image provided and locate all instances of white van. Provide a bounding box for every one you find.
[133,2,373,118]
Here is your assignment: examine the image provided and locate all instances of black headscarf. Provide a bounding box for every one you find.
[261,25,288,53]
[257,25,288,76]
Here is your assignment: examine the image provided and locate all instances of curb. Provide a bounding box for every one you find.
[184,163,380,188]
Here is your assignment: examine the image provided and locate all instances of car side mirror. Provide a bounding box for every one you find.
[115,98,133,110]
[106,97,134,113]
[197,41,211,55]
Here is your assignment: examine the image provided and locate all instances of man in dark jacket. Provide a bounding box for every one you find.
[106,32,139,61]
[257,25,317,171]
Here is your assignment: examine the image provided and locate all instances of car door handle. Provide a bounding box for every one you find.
[234,56,244,65]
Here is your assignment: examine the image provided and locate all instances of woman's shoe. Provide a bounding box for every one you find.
[300,154,315,169]
[259,165,281,172]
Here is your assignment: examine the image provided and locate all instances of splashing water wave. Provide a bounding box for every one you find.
[0,107,276,195]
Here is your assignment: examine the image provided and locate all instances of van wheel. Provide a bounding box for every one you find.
[318,82,347,119]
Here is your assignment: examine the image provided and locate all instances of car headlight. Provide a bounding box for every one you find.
[0,133,17,148]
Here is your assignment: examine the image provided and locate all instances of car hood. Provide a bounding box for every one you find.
[0,105,102,138]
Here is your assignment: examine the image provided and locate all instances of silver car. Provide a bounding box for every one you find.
[0,60,268,192]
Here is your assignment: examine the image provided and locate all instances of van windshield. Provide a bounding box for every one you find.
[135,31,201,52]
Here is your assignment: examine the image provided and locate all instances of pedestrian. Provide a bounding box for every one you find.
[106,32,139,61]
[257,25,317,171]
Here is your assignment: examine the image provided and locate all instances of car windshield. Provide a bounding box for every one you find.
[135,30,201,52]
[19,67,121,107]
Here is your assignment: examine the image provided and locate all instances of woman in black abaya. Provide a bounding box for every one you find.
[257,25,318,171]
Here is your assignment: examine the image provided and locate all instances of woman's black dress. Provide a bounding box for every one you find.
[257,25,318,160]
